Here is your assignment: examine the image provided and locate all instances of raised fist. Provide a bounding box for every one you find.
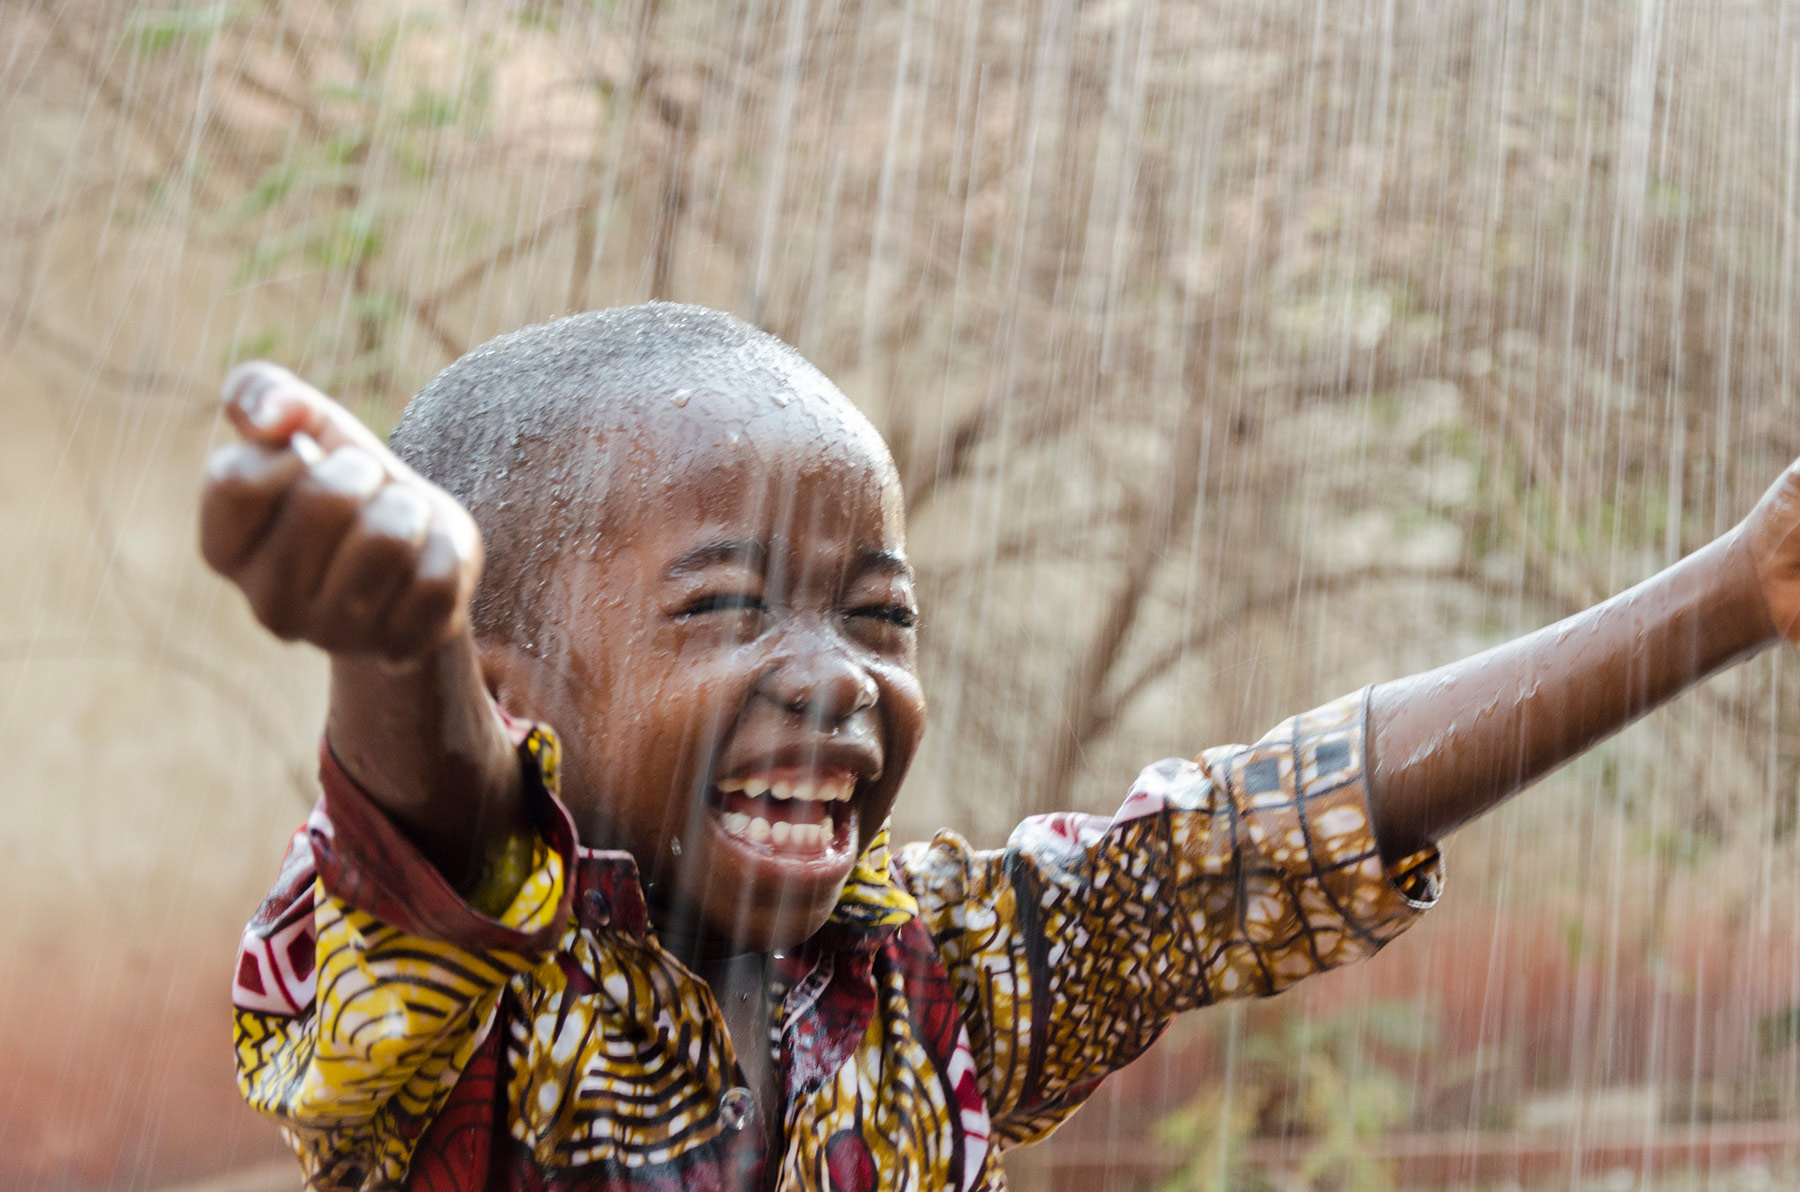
[199,363,482,662]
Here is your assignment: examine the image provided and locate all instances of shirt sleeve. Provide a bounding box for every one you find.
[893,687,1441,1148]
[231,721,576,1189]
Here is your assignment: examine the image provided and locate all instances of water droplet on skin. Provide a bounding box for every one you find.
[669,838,681,857]
[671,388,692,407]
[773,390,791,407]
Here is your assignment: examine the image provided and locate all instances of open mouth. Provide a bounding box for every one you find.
[706,767,858,861]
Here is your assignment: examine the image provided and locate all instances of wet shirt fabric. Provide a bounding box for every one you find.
[232,689,1441,1192]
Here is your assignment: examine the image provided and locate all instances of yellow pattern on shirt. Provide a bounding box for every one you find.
[233,689,1439,1191]
[235,844,564,1187]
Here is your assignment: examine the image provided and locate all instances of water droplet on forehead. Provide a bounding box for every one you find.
[671,388,692,407]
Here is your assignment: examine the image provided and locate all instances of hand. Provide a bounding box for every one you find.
[199,362,482,663]
[1736,459,1800,645]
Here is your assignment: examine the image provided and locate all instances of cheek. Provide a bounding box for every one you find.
[650,640,768,744]
[876,656,925,720]
[873,662,927,766]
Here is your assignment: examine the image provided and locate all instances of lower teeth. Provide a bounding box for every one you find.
[720,811,830,852]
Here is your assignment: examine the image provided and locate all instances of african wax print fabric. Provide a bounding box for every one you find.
[232,688,1440,1191]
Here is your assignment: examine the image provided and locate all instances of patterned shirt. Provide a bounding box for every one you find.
[232,689,1440,1191]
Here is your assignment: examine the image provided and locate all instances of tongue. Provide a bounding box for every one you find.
[718,790,830,826]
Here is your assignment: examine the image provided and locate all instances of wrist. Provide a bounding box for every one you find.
[1716,522,1782,649]
[325,629,523,881]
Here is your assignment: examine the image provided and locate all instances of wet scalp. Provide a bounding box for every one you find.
[388,302,872,645]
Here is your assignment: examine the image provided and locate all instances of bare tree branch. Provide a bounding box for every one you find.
[1031,396,1211,814]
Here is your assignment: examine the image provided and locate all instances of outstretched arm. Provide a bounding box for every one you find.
[200,363,525,897]
[1366,463,1800,864]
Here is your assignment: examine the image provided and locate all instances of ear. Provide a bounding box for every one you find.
[478,640,542,722]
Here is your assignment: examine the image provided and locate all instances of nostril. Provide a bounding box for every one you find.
[760,649,878,725]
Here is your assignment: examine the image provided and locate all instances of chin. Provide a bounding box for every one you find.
[669,794,864,950]
[690,878,838,952]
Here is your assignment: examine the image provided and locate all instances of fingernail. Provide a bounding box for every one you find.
[290,431,327,468]
[417,530,458,580]
[312,443,380,495]
[223,362,288,432]
[366,487,431,543]
[248,388,289,432]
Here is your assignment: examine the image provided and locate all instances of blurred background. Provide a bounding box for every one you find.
[4,0,1800,1188]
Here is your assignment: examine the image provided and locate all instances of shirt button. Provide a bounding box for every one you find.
[719,1086,754,1131]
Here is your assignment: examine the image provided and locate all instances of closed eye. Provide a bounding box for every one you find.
[850,603,918,629]
[677,592,767,618]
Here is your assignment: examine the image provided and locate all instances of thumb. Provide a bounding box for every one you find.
[221,361,389,458]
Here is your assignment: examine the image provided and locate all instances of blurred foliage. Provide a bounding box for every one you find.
[120,4,239,55]
[1758,1003,1800,1055]
[217,7,499,400]
[1155,1000,1489,1192]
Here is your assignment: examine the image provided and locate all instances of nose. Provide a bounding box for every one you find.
[759,631,878,729]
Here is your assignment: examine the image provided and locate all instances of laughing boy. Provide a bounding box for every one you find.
[207,304,1799,1191]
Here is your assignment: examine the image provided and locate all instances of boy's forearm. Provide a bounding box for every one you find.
[326,631,526,894]
[1366,530,1777,863]
[202,364,528,898]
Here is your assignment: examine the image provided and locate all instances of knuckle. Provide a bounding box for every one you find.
[293,476,367,528]
[206,443,299,499]
[360,484,432,544]
[325,535,411,616]
[203,469,265,510]
[314,444,389,499]
[355,525,416,574]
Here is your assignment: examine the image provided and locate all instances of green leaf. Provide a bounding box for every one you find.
[234,224,311,283]
[308,209,385,270]
[322,129,371,166]
[350,289,401,327]
[405,88,464,130]
[121,4,235,55]
[235,162,302,220]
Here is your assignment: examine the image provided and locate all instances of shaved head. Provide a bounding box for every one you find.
[387,302,892,644]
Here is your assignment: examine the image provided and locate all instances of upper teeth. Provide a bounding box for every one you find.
[717,774,855,802]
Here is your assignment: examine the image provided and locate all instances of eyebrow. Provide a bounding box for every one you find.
[857,548,916,583]
[663,539,914,582]
[663,538,767,578]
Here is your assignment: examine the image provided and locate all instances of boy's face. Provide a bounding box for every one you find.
[493,386,924,954]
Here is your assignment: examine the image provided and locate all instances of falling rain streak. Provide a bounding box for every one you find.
[2,0,1800,1189]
